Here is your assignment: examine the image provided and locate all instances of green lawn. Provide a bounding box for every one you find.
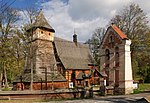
[134,83,150,94]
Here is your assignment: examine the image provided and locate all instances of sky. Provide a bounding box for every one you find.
[4,0,150,42]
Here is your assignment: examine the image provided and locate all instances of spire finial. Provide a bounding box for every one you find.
[111,23,114,25]
[74,28,76,35]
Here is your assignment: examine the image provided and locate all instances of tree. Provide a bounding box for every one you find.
[20,9,59,90]
[19,8,38,90]
[109,3,150,80]
[85,27,105,68]
[136,30,150,82]
[137,52,150,82]
[109,3,149,52]
[9,31,25,82]
[109,3,149,42]
[0,4,20,88]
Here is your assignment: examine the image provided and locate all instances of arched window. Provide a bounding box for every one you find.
[109,35,115,48]
[105,49,110,86]
[115,47,119,87]
[109,35,114,43]
[105,49,110,68]
[115,47,119,67]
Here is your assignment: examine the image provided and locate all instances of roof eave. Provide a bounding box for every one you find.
[27,26,55,33]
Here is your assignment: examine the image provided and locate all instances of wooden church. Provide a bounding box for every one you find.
[13,10,133,95]
[100,24,133,94]
[13,10,104,90]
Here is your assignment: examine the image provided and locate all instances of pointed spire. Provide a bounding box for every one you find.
[74,28,76,35]
[33,9,55,32]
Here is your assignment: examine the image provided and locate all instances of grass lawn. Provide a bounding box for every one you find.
[134,83,150,94]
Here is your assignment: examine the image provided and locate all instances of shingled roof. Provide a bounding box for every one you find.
[31,10,55,32]
[54,37,95,70]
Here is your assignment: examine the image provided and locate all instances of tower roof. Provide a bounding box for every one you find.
[32,10,55,32]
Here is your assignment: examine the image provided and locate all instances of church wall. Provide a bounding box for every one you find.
[34,39,56,75]
[32,82,68,90]
[19,10,102,91]
[124,40,133,80]
[14,82,68,90]
[33,28,54,42]
[65,69,90,80]
[118,44,125,85]
[65,68,99,87]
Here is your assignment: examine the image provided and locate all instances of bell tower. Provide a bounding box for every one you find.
[32,10,55,42]
[100,24,133,94]
[25,10,57,75]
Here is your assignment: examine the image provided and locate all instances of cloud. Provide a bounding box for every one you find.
[15,10,29,28]
[17,0,150,42]
[68,0,130,21]
[40,0,108,42]
[40,0,131,42]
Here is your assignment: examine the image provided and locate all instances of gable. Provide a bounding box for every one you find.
[101,25,128,49]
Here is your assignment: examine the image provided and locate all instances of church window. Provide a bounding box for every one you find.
[105,49,110,86]
[71,70,76,80]
[41,31,43,34]
[85,81,88,87]
[94,71,97,77]
[71,70,76,86]
[115,47,119,87]
[105,49,110,67]
[77,80,81,84]
[109,35,114,43]
[115,47,119,67]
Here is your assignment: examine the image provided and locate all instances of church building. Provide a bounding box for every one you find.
[100,24,133,94]
[13,10,133,95]
[13,10,104,90]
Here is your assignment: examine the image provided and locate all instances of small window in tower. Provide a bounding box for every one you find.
[94,72,97,77]
[109,35,114,43]
[49,33,50,35]
[41,31,43,34]
[115,47,119,67]
[105,49,110,68]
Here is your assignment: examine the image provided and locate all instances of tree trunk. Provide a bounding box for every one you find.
[30,56,33,91]
[0,73,2,90]
[4,62,8,88]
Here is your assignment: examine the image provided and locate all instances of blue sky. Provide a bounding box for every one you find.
[4,0,150,42]
[8,0,68,9]
[6,0,45,9]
